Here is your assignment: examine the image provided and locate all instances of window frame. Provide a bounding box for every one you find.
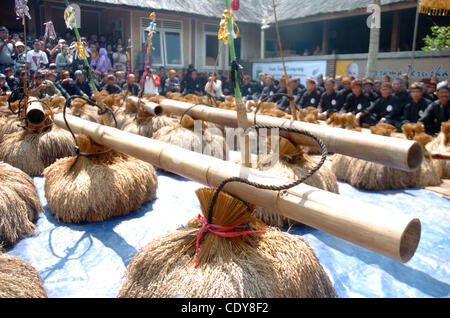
[140,18,184,68]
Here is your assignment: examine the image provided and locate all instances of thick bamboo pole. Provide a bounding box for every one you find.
[126,96,163,116]
[54,113,422,263]
[26,97,46,126]
[155,98,423,171]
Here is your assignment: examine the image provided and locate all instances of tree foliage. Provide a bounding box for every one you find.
[422,26,450,51]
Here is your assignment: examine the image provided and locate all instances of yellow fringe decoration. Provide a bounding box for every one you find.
[218,9,240,45]
[419,0,450,16]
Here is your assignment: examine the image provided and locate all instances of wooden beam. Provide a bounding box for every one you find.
[391,10,400,52]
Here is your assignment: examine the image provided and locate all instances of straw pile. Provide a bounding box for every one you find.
[331,123,441,190]
[118,187,337,298]
[0,253,47,298]
[43,135,158,223]
[427,123,450,178]
[0,124,76,176]
[120,107,154,138]
[0,162,42,246]
[254,137,338,227]
[326,113,362,131]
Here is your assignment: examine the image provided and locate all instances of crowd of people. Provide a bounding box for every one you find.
[0,26,448,136]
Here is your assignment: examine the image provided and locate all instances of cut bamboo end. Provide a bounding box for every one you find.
[26,98,46,126]
[399,218,421,263]
[408,142,425,170]
[126,96,163,117]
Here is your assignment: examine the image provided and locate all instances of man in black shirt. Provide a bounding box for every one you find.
[318,77,339,119]
[74,70,94,99]
[103,74,122,95]
[341,79,371,114]
[58,70,84,97]
[259,75,278,101]
[122,73,141,97]
[358,82,402,128]
[241,75,257,100]
[336,77,352,111]
[392,78,411,110]
[419,81,450,136]
[298,77,321,109]
[4,67,18,92]
[401,82,431,126]
[183,70,203,95]
[363,79,378,104]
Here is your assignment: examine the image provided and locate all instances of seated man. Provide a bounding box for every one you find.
[357,82,402,129]
[318,77,339,119]
[103,74,123,95]
[122,73,141,97]
[401,82,431,126]
[298,77,321,109]
[74,70,94,99]
[259,75,278,101]
[419,81,450,136]
[31,70,61,99]
[241,75,257,101]
[58,70,83,97]
[340,79,371,115]
[165,69,180,94]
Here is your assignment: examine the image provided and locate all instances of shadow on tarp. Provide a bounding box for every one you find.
[38,198,157,280]
[288,224,450,298]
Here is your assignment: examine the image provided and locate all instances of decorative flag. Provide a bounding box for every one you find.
[64,6,76,30]
[15,0,32,22]
[231,0,240,11]
[43,21,57,41]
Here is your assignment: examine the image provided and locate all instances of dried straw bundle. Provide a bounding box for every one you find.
[0,117,22,142]
[0,253,47,298]
[121,108,154,138]
[331,124,441,190]
[326,113,362,131]
[299,107,319,124]
[254,138,338,227]
[68,98,103,124]
[0,125,76,176]
[153,124,226,159]
[426,123,450,178]
[118,188,337,298]
[43,135,158,223]
[151,115,180,133]
[0,162,42,246]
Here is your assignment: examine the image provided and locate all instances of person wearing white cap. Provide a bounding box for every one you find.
[419,81,450,135]
[13,41,26,72]
[74,70,93,99]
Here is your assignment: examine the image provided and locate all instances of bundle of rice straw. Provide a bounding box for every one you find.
[299,106,319,124]
[153,116,227,160]
[0,252,47,298]
[43,135,158,223]
[66,97,103,124]
[331,123,441,190]
[0,108,75,176]
[326,113,362,132]
[254,137,338,227]
[0,116,23,142]
[120,107,154,138]
[0,162,42,246]
[118,187,337,298]
[426,122,450,178]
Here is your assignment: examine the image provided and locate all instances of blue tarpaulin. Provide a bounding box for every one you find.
[6,171,450,298]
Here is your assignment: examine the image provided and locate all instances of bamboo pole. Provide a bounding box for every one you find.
[126,96,163,116]
[224,0,251,167]
[26,97,46,126]
[154,98,423,171]
[54,113,422,264]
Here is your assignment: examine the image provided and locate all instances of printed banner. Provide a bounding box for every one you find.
[335,60,359,78]
[252,60,326,84]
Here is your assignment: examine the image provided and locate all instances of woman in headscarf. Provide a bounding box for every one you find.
[91,48,109,74]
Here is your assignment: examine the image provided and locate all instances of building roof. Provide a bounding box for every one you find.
[80,0,414,24]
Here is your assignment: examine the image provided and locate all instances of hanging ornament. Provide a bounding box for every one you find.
[231,0,240,11]
[43,21,57,41]
[218,9,240,45]
[64,6,77,30]
[15,0,32,23]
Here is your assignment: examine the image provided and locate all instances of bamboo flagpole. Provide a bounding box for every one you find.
[221,0,251,167]
[63,0,110,126]
[272,0,297,120]
[54,113,422,264]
